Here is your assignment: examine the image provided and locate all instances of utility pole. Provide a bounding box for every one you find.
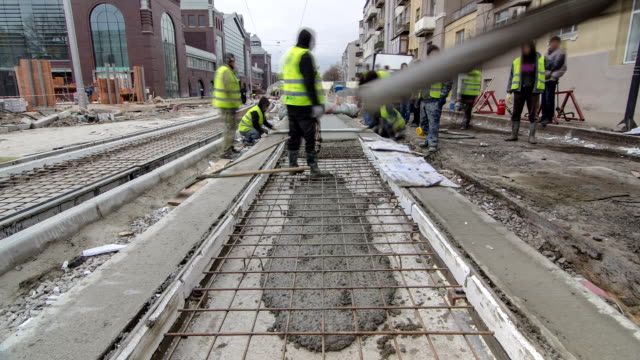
[62,0,87,110]
[620,40,640,132]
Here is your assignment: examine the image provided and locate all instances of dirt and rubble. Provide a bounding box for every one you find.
[399,116,640,324]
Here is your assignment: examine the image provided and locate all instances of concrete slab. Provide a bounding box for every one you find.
[409,186,640,360]
[0,135,286,360]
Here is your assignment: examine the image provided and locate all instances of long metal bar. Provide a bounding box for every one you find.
[166,330,493,337]
[360,0,614,111]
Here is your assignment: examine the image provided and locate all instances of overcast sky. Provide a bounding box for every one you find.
[214,0,364,73]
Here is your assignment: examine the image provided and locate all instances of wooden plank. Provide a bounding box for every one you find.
[168,159,231,206]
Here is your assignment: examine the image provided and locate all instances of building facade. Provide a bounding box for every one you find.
[342,40,361,81]
[409,0,444,59]
[250,35,272,91]
[223,12,250,91]
[443,0,640,119]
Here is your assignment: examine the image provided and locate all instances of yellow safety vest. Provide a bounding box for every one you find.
[283,46,325,106]
[238,105,264,132]
[429,83,445,99]
[213,65,241,109]
[461,70,482,96]
[376,70,390,79]
[380,106,405,132]
[511,56,546,92]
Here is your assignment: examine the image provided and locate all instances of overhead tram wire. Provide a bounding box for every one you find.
[299,0,309,29]
[243,0,259,35]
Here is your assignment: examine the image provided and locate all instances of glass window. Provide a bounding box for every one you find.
[626,0,640,64]
[455,30,465,45]
[557,24,578,40]
[495,9,510,27]
[199,15,206,27]
[188,15,195,27]
[216,35,223,59]
[162,13,179,97]
[90,4,129,70]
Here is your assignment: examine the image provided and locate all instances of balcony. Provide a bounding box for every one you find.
[415,16,436,37]
[355,50,363,58]
[374,40,384,52]
[395,12,410,37]
[375,0,385,8]
[397,0,409,6]
[365,6,378,21]
[376,17,384,31]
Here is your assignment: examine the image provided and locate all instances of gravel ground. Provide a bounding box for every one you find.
[399,115,640,324]
[0,206,172,340]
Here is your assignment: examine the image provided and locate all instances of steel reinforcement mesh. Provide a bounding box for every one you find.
[159,143,498,360]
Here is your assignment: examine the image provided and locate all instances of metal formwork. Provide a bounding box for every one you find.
[158,144,499,360]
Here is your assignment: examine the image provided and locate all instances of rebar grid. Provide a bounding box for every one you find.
[0,122,222,219]
[161,147,497,360]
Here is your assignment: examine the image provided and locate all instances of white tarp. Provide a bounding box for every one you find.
[362,138,458,188]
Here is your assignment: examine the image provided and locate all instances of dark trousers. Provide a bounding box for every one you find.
[411,100,421,125]
[511,88,540,123]
[460,95,476,126]
[541,80,557,122]
[287,105,317,153]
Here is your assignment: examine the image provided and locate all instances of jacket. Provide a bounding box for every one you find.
[545,47,567,82]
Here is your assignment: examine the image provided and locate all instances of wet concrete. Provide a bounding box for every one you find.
[261,173,397,352]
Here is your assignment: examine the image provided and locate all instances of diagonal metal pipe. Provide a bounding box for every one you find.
[360,0,615,111]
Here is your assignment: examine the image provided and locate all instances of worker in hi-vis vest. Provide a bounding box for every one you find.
[237,97,274,145]
[506,41,546,144]
[419,45,452,154]
[378,105,406,140]
[213,53,242,158]
[283,28,327,177]
[458,69,482,130]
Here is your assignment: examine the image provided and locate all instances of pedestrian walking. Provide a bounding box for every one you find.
[540,36,567,126]
[238,97,274,146]
[213,53,242,158]
[240,84,248,104]
[359,70,379,127]
[458,69,482,130]
[419,45,452,153]
[283,28,328,177]
[505,41,546,144]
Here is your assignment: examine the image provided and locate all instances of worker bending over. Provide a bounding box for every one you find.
[238,97,274,145]
[419,45,452,154]
[283,28,327,177]
[213,53,242,158]
[377,105,406,140]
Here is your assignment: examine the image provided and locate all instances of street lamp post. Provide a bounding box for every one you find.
[62,0,87,109]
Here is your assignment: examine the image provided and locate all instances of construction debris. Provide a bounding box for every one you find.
[82,244,126,257]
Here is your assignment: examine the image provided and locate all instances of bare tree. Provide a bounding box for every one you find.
[322,64,343,81]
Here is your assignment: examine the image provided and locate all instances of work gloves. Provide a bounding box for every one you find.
[312,105,325,119]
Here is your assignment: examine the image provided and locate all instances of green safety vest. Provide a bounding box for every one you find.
[380,106,405,132]
[429,83,443,99]
[461,70,482,96]
[238,105,264,132]
[212,65,241,109]
[282,46,325,106]
[376,70,390,79]
[511,56,546,92]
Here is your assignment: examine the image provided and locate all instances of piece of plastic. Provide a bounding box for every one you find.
[82,244,126,257]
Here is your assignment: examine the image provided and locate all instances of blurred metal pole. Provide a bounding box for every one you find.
[620,40,640,131]
[63,0,87,110]
[360,0,615,112]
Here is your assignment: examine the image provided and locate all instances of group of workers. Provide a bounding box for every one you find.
[212,27,567,175]
[212,28,328,177]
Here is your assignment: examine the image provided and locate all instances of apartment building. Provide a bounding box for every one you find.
[409,0,445,59]
[442,0,639,119]
[342,40,361,82]
[250,35,272,91]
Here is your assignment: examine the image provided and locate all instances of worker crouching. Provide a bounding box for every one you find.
[238,97,274,146]
[368,105,406,141]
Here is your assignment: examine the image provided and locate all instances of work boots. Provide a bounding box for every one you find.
[306,152,330,178]
[288,150,304,175]
[504,121,520,142]
[528,121,538,144]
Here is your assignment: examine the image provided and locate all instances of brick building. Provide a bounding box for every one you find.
[250,35,272,91]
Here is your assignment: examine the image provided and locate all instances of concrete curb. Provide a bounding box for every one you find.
[443,110,640,147]
[0,138,224,275]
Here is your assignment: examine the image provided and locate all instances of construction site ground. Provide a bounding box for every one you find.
[400,114,640,324]
[0,98,215,158]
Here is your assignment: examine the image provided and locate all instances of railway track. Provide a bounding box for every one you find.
[151,143,502,360]
[0,110,244,239]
